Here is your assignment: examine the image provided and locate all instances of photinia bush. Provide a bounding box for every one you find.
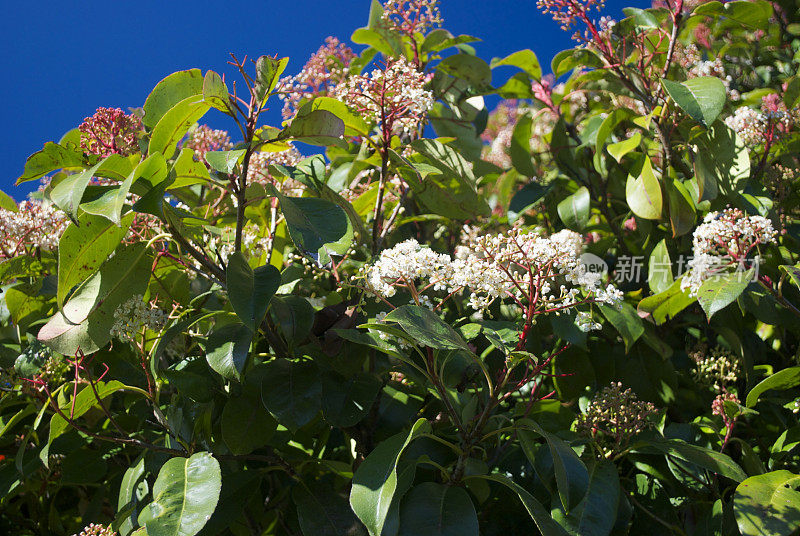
[2,0,800,534]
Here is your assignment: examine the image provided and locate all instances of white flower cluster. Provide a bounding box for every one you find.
[110,295,167,342]
[246,148,304,190]
[681,208,777,296]
[334,57,434,136]
[598,16,616,38]
[0,200,69,259]
[362,229,622,326]
[689,58,740,100]
[724,106,769,146]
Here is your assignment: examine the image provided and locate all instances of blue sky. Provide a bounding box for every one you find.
[1,0,643,198]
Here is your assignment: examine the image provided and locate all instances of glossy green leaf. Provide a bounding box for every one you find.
[733,470,800,536]
[638,279,695,324]
[267,185,353,267]
[626,157,662,220]
[276,109,345,146]
[557,186,591,231]
[645,438,747,482]
[470,474,568,536]
[141,452,221,536]
[17,141,87,185]
[142,69,204,129]
[607,132,641,163]
[575,461,620,536]
[552,48,604,77]
[204,322,253,382]
[57,211,134,308]
[254,56,289,105]
[221,394,277,455]
[599,302,644,352]
[148,95,210,158]
[0,189,16,211]
[697,268,754,320]
[205,150,245,175]
[666,179,696,237]
[437,55,492,88]
[398,482,478,536]
[300,97,370,137]
[226,252,281,331]
[746,367,800,408]
[321,371,382,428]
[694,1,773,29]
[662,77,726,127]
[260,359,321,432]
[509,112,535,176]
[647,239,674,294]
[491,49,541,79]
[780,265,800,289]
[202,70,233,116]
[38,244,151,355]
[350,419,430,536]
[118,456,148,536]
[693,122,750,200]
[384,305,470,351]
[269,295,315,348]
[508,181,550,223]
[293,483,363,536]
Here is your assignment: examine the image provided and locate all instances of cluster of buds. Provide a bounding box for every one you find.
[712,391,740,451]
[278,36,356,120]
[361,228,622,331]
[182,124,233,164]
[681,208,777,296]
[577,382,659,455]
[690,344,739,393]
[79,107,143,157]
[0,199,68,259]
[537,0,606,31]
[334,57,434,138]
[73,524,116,536]
[380,0,442,36]
[110,295,167,342]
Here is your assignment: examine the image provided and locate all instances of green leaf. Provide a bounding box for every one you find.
[149,95,210,158]
[666,179,696,237]
[204,150,245,175]
[780,265,800,289]
[574,461,620,536]
[0,189,16,211]
[299,97,370,137]
[83,154,168,225]
[518,420,588,511]
[204,322,253,382]
[661,77,726,127]
[276,109,345,146]
[384,305,470,351]
[551,48,604,78]
[38,243,151,355]
[693,122,750,199]
[293,483,363,536]
[557,186,591,231]
[202,70,233,116]
[351,27,401,58]
[260,359,321,432]
[267,185,353,267]
[599,302,645,352]
[746,367,800,408]
[321,371,382,428]
[254,56,289,105]
[170,148,211,189]
[626,157,662,220]
[17,141,87,185]
[733,470,800,536]
[57,212,134,308]
[141,452,221,536]
[143,69,204,129]
[398,482,479,536]
[693,1,773,29]
[50,159,106,222]
[226,252,281,331]
[510,112,535,176]
[221,394,277,455]
[607,132,641,163]
[469,474,568,536]
[437,55,492,88]
[648,239,674,294]
[638,279,695,324]
[644,438,747,482]
[350,419,431,536]
[269,295,315,348]
[491,49,541,79]
[697,269,754,320]
[508,181,550,223]
[118,456,148,536]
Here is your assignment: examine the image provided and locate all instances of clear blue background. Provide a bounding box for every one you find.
[1,0,643,198]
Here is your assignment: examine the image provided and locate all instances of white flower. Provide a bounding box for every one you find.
[0,199,68,259]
